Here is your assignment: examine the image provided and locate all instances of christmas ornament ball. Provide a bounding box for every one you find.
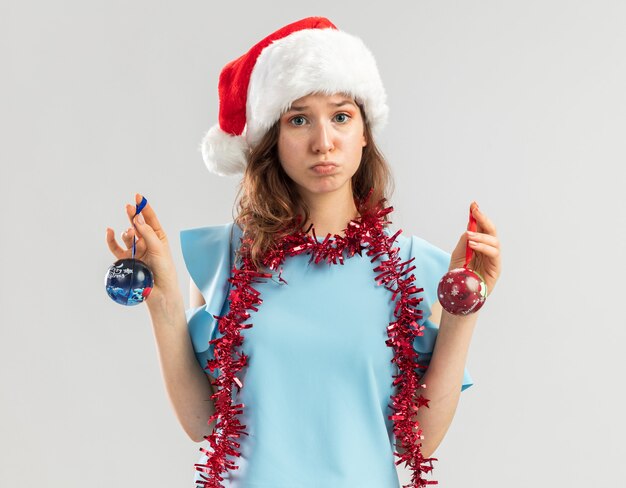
[437,267,487,316]
[105,258,153,306]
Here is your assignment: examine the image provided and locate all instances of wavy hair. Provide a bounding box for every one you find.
[233,101,395,272]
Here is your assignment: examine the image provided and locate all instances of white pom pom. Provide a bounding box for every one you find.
[199,124,249,176]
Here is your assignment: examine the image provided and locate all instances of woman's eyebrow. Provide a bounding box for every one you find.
[330,100,357,109]
[285,99,356,113]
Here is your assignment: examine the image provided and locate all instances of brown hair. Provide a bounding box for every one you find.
[233,101,395,272]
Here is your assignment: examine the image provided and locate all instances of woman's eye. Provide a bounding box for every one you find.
[290,116,306,126]
[334,113,350,123]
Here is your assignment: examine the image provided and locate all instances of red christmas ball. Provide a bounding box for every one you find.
[437,267,488,316]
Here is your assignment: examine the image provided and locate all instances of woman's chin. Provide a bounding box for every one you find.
[300,181,353,198]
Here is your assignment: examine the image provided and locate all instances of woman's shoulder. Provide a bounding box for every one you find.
[179,221,243,242]
[389,228,451,294]
[389,227,449,258]
[179,222,243,295]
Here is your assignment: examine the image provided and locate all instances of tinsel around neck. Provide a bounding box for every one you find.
[195,193,439,487]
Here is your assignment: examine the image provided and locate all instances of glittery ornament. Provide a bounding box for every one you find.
[437,204,488,316]
[104,195,154,306]
[194,190,439,488]
[437,267,487,315]
[105,258,153,305]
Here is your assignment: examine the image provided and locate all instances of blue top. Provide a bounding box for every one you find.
[180,223,473,488]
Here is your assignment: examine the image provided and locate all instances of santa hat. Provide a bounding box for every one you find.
[200,16,389,176]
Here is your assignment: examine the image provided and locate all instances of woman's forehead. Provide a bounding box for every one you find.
[287,92,357,111]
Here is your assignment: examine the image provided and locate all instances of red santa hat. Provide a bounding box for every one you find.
[200,16,389,176]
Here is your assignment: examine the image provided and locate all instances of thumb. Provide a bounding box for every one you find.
[449,231,468,269]
[133,213,161,250]
[453,231,468,255]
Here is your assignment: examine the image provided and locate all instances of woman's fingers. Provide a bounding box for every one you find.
[471,205,497,236]
[109,225,148,257]
[121,228,134,249]
[467,240,500,258]
[465,230,499,249]
[132,212,164,252]
[107,195,161,265]
[124,194,165,240]
[126,203,138,228]
[105,228,130,260]
[466,204,501,261]
[134,193,165,238]
[122,227,150,256]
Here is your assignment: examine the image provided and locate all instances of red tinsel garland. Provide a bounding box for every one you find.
[194,197,438,487]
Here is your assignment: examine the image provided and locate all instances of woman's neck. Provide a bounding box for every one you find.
[299,192,360,238]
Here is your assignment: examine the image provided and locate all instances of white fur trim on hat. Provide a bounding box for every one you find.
[245,28,388,148]
[200,124,249,177]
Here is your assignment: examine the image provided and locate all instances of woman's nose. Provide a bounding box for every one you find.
[311,121,335,154]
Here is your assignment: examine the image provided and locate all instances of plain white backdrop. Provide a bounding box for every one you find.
[1,1,624,486]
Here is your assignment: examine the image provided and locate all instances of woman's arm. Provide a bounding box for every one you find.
[146,286,217,443]
[107,195,217,443]
[413,300,478,458]
[411,203,500,458]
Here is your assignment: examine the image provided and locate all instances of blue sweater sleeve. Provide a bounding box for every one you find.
[179,222,242,378]
[406,235,474,392]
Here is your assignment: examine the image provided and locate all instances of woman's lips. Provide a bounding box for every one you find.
[311,163,337,175]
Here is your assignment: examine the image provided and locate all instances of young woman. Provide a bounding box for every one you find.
[105,17,501,488]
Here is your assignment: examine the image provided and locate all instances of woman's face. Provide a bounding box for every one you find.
[277,92,367,201]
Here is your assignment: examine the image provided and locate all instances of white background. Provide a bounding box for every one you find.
[1,1,624,486]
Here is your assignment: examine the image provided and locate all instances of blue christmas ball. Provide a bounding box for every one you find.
[105,258,154,306]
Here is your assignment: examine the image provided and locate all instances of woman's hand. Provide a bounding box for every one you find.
[448,202,501,297]
[105,193,179,296]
